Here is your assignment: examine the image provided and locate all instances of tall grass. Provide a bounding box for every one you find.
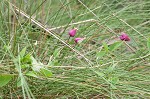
[0,0,150,98]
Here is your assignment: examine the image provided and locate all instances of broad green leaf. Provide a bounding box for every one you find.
[31,56,38,65]
[21,54,32,66]
[21,64,30,69]
[0,75,13,87]
[26,71,38,78]
[19,47,26,58]
[31,56,44,72]
[40,68,52,77]
[109,41,123,52]
[97,51,106,58]
[21,64,28,69]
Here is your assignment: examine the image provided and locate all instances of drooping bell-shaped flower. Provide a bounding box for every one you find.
[119,33,130,41]
[75,38,85,43]
[69,28,77,37]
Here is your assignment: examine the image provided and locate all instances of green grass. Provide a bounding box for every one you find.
[0,0,150,98]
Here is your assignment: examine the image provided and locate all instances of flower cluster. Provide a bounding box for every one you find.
[68,28,84,43]
[68,29,130,44]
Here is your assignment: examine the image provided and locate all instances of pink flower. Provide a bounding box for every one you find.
[75,38,85,43]
[69,28,77,37]
[119,33,130,41]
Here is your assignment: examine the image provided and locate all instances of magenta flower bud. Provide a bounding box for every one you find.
[69,28,77,37]
[119,33,130,41]
[75,38,85,43]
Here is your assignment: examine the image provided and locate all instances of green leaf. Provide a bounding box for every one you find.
[21,54,32,64]
[31,56,38,65]
[111,77,119,84]
[102,42,109,52]
[147,38,150,52]
[26,71,38,78]
[0,74,13,87]
[40,68,52,77]
[109,41,123,52]
[19,47,26,58]
[97,51,106,58]
[21,64,30,69]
